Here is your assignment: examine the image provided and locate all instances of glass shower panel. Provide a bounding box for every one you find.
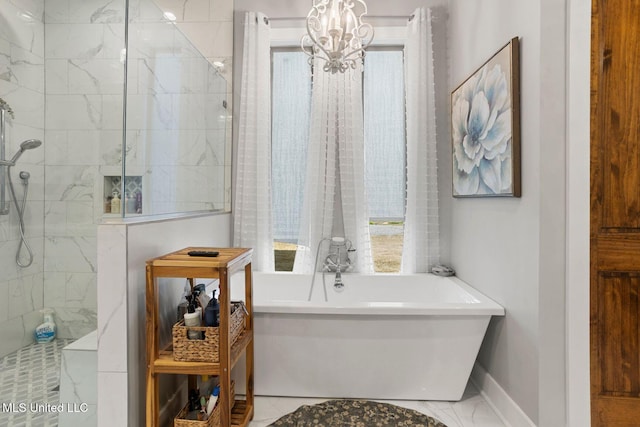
[122,0,228,216]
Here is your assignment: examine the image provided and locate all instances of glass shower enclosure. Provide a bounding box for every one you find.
[113,0,231,217]
[0,0,231,423]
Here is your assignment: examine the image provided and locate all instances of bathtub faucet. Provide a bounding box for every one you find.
[309,237,355,301]
[333,263,344,292]
[324,237,354,292]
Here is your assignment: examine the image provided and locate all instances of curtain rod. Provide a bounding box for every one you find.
[263,14,415,24]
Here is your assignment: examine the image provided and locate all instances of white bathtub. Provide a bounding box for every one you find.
[231,272,504,401]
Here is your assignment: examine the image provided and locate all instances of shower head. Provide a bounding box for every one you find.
[20,139,42,150]
[9,139,42,164]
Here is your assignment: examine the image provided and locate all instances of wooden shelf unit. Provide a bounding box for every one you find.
[145,247,254,427]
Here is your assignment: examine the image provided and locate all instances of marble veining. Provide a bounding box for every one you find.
[58,331,97,426]
[54,308,97,339]
[68,60,100,91]
[95,223,127,373]
[1,51,15,83]
[138,57,172,94]
[66,0,124,24]
[44,236,97,274]
[90,3,122,24]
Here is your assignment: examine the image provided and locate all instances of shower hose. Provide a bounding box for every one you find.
[7,166,34,267]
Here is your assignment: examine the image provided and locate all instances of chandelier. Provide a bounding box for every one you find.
[301,0,374,74]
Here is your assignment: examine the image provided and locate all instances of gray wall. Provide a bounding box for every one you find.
[233,0,576,424]
[449,0,567,424]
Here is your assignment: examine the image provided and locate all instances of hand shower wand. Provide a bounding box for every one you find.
[3,139,43,268]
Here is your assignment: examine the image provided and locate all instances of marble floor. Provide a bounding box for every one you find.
[1,340,505,427]
[247,383,506,427]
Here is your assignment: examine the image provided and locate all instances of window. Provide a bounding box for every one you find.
[271,50,311,271]
[363,49,406,272]
[271,48,405,272]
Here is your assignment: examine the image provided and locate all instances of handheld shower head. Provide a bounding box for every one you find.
[9,139,42,164]
[20,139,42,150]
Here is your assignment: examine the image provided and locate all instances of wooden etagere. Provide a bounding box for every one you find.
[145,247,254,427]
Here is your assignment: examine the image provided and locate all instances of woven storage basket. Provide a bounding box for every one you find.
[173,302,246,362]
[174,381,235,427]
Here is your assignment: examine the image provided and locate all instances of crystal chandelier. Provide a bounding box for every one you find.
[301,0,374,74]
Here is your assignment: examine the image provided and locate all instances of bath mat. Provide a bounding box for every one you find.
[268,399,447,427]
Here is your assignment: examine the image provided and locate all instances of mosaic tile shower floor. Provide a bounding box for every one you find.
[0,340,72,427]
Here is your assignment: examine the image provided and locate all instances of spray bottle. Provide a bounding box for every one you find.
[35,308,57,343]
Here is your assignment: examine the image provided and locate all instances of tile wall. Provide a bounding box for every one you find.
[0,0,47,357]
[42,0,125,340]
[0,0,233,355]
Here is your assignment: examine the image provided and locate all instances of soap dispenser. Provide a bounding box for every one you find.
[135,191,142,213]
[111,191,121,214]
[204,290,220,327]
[125,191,136,213]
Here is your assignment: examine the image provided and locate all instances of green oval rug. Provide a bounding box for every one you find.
[268,399,448,427]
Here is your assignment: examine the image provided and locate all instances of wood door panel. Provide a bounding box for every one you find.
[596,236,640,270]
[596,273,640,397]
[599,0,640,230]
[591,0,640,425]
[594,397,640,427]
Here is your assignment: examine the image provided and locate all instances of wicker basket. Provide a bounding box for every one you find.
[174,381,235,427]
[172,302,246,363]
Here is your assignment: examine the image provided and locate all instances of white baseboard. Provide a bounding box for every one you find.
[470,362,537,427]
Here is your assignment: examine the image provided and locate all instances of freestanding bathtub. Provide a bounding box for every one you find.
[231,272,504,401]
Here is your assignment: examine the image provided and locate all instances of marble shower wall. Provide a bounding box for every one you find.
[124,0,230,214]
[41,0,232,338]
[0,0,233,356]
[42,0,125,339]
[152,0,234,209]
[0,0,47,357]
[0,0,232,351]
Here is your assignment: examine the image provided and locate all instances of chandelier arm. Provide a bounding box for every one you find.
[302,0,374,74]
[352,0,369,23]
[353,22,374,42]
[340,40,370,61]
[304,17,336,62]
[340,26,373,61]
[301,34,317,58]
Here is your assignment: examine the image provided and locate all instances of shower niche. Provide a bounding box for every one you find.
[103,176,143,215]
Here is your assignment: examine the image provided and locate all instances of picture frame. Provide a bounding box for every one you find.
[451,37,521,197]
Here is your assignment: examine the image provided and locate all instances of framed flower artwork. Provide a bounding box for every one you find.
[451,37,521,197]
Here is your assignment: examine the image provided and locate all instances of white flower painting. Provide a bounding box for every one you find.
[451,38,520,197]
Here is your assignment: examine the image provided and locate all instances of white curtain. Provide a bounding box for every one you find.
[294,59,373,273]
[402,8,440,272]
[233,12,274,272]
